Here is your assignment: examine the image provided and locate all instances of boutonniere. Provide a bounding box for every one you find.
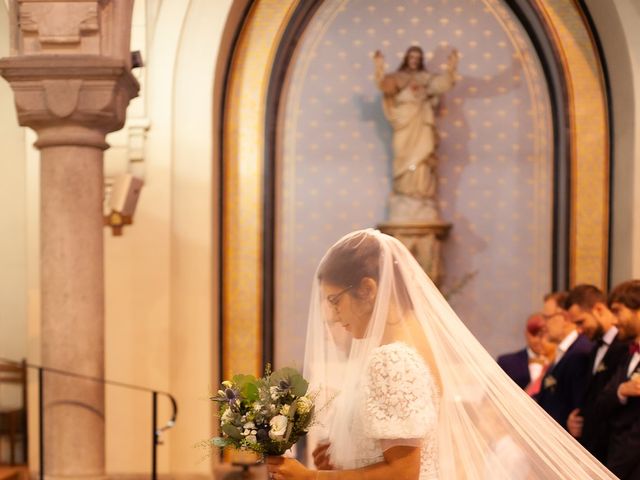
[543,375,557,390]
[596,362,607,374]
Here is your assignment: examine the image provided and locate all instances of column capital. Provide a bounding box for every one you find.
[0,0,137,149]
[0,54,139,149]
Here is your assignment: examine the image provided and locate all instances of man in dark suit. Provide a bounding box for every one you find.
[564,284,629,463]
[535,295,593,429]
[497,314,550,390]
[593,280,640,479]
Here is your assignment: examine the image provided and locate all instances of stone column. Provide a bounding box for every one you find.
[0,2,138,478]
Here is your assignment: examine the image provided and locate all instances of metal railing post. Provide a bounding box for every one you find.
[38,367,44,480]
[152,391,158,480]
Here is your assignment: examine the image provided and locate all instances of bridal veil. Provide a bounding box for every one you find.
[303,229,616,479]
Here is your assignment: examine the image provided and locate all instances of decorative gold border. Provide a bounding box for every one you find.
[222,0,298,380]
[533,0,610,289]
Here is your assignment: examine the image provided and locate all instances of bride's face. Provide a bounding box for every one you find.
[322,282,371,339]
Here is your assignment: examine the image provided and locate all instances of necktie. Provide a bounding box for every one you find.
[525,363,549,397]
[629,342,640,355]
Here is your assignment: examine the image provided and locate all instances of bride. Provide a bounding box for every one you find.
[266,229,616,479]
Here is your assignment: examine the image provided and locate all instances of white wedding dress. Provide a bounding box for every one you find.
[306,230,619,479]
[351,342,439,479]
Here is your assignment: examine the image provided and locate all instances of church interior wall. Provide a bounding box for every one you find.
[584,0,640,283]
[100,0,233,476]
[0,0,639,475]
[274,0,554,365]
[0,0,233,475]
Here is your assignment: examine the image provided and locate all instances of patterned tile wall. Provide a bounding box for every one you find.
[275,0,552,366]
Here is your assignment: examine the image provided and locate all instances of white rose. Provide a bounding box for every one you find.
[245,434,257,443]
[269,415,288,440]
[244,421,256,430]
[296,396,313,415]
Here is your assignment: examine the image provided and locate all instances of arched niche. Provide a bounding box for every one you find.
[219,0,610,374]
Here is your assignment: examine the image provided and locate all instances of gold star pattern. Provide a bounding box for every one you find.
[276,0,553,366]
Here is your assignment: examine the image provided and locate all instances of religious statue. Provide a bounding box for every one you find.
[374,46,459,284]
[374,46,458,221]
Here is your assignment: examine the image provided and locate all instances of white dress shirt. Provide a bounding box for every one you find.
[527,348,544,381]
[618,350,640,404]
[553,329,579,366]
[627,352,640,378]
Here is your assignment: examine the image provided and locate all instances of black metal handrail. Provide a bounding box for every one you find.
[0,357,177,480]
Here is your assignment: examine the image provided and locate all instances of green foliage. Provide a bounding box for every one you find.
[269,367,309,397]
[211,436,231,447]
[232,374,260,402]
[208,366,315,459]
[221,423,242,440]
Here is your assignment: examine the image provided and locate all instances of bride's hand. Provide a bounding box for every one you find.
[312,442,334,470]
[266,456,314,480]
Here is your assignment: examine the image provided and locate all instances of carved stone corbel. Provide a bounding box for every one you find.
[0,54,139,148]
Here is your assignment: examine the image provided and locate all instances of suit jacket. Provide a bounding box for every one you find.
[497,348,530,389]
[595,353,640,480]
[535,334,593,429]
[579,336,629,463]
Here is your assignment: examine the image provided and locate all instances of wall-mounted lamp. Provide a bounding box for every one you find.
[104,173,143,236]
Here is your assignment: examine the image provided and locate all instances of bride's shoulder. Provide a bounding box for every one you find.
[370,341,424,361]
[367,342,434,379]
[365,343,439,407]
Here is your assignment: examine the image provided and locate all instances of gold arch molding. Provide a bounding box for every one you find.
[221,0,610,376]
[532,0,610,288]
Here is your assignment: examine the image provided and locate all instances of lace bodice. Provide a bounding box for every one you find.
[350,342,439,479]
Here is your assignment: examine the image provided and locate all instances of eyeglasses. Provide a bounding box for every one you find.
[327,285,353,306]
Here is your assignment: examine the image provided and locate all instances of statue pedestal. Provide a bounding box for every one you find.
[377,221,452,285]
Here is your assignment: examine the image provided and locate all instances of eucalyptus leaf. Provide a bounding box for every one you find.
[270,367,303,387]
[268,367,292,385]
[233,373,257,388]
[221,423,243,440]
[211,436,231,447]
[242,382,260,402]
[290,376,309,397]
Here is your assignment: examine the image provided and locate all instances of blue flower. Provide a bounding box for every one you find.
[211,387,241,407]
[256,428,269,442]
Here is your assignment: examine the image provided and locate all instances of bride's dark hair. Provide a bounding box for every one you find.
[317,232,412,310]
[317,234,380,288]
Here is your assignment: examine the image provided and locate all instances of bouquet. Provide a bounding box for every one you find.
[209,366,315,457]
